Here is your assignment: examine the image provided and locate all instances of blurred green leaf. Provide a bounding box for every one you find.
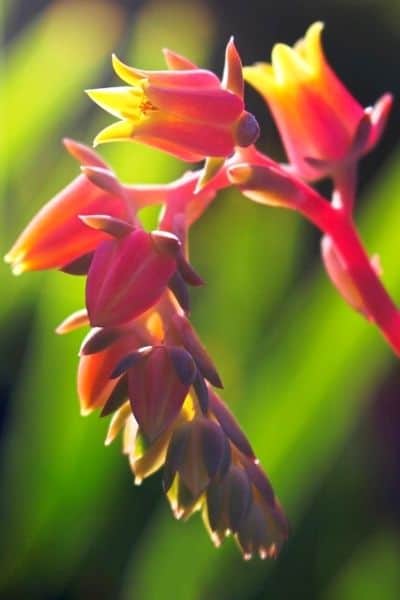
[1,0,123,178]
[324,531,400,600]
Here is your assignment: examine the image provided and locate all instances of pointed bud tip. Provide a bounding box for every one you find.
[151,230,181,256]
[227,165,253,185]
[78,214,134,238]
[234,112,260,147]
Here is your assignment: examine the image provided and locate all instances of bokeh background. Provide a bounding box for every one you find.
[1,1,400,598]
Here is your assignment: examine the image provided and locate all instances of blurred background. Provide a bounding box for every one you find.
[1,0,400,598]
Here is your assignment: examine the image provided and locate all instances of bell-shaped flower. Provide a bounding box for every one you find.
[86,228,180,327]
[164,416,230,519]
[87,39,259,162]
[244,22,392,180]
[4,141,129,274]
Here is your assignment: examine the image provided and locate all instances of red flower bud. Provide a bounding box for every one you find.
[127,346,192,443]
[86,229,179,327]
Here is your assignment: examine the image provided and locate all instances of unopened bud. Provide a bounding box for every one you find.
[234,112,260,147]
[79,214,134,238]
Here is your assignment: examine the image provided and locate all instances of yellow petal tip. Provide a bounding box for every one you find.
[112,53,144,85]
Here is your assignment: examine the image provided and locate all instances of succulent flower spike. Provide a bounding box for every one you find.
[87,40,259,162]
[244,22,392,180]
[9,22,400,565]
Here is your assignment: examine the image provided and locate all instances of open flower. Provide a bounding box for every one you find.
[244,22,392,180]
[87,40,259,161]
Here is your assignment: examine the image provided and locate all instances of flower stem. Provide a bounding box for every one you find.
[327,211,400,354]
[332,164,358,215]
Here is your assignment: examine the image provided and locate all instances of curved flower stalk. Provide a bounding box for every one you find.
[5,25,399,560]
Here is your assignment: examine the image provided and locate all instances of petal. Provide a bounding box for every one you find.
[113,53,220,88]
[162,48,198,70]
[93,120,135,146]
[209,390,255,458]
[86,86,144,120]
[135,114,236,160]
[146,84,243,124]
[222,37,244,97]
[128,346,189,443]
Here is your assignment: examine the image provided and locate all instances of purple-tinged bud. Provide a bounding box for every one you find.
[80,326,125,356]
[110,346,152,379]
[227,466,252,532]
[234,112,260,147]
[236,499,271,560]
[101,376,128,416]
[168,346,197,387]
[206,464,252,536]
[128,346,191,443]
[200,420,229,479]
[177,253,204,286]
[172,313,223,388]
[236,489,288,560]
[60,252,93,275]
[242,456,275,505]
[209,390,255,458]
[165,417,229,501]
[79,214,134,238]
[228,163,306,209]
[168,272,190,313]
[81,165,126,198]
[150,230,181,257]
[193,373,209,414]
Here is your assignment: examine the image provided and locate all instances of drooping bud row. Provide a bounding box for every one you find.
[105,384,288,560]
[56,286,287,560]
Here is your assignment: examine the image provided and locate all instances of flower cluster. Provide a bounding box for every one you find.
[5,24,398,559]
